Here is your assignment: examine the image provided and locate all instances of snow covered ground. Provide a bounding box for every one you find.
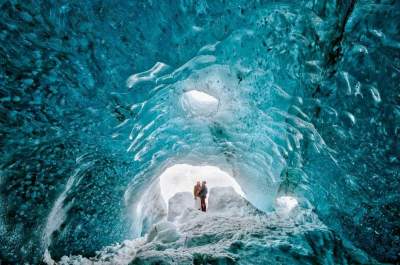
[52,187,379,265]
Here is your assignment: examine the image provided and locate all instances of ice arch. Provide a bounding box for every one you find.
[134,164,245,236]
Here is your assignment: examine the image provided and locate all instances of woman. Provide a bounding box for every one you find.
[193,181,201,210]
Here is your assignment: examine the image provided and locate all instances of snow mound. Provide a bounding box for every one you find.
[167,192,194,222]
[55,188,379,265]
[208,187,260,216]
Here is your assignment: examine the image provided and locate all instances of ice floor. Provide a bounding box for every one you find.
[54,187,378,265]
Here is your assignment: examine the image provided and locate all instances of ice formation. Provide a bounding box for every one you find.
[0,0,399,264]
[52,188,377,265]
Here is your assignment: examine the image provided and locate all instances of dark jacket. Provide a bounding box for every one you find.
[199,185,208,198]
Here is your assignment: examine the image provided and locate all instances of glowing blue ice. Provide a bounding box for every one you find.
[0,0,399,264]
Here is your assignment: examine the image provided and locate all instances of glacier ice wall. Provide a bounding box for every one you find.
[0,0,399,263]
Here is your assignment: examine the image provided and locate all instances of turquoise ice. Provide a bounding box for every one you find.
[0,0,399,264]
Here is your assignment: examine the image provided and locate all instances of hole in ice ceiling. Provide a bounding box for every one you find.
[181,90,219,117]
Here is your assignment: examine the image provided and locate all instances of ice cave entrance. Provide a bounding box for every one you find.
[181,90,219,116]
[159,164,245,205]
[134,164,245,236]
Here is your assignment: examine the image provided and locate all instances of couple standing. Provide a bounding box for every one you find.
[193,181,208,212]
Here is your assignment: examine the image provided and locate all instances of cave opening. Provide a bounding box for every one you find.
[133,163,246,236]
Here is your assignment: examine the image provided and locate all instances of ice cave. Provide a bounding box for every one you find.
[0,0,399,264]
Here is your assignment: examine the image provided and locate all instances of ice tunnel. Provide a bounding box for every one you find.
[0,0,399,264]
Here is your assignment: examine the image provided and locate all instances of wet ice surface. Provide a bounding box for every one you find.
[1,0,400,264]
[55,188,377,265]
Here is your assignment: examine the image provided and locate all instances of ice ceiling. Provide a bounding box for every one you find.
[0,0,399,264]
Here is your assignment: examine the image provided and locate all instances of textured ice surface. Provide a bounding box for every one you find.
[0,0,399,264]
[54,188,378,265]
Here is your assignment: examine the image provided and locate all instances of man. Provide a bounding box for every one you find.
[199,181,208,212]
[193,181,201,210]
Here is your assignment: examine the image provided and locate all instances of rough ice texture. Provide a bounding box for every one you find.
[0,0,399,264]
[56,188,378,265]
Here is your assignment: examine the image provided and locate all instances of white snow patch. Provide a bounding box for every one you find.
[276,196,298,213]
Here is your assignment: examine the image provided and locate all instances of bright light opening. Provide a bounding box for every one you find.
[159,164,244,205]
[133,163,246,236]
[181,90,219,116]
